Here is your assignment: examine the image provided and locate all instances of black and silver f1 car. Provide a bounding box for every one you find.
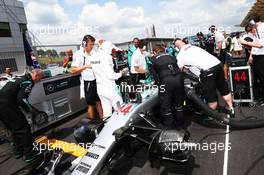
[12,71,264,175]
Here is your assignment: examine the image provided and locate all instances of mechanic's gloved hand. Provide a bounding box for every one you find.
[121,68,129,77]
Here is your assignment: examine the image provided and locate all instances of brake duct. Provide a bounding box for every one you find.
[186,87,264,129]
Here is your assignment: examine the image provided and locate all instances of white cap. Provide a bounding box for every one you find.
[95,38,105,45]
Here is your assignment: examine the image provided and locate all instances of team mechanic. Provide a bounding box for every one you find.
[71,35,103,120]
[150,44,185,129]
[91,40,128,119]
[174,38,234,117]
[130,40,147,85]
[240,15,264,100]
[0,69,43,162]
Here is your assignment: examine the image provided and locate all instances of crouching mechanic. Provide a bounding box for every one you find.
[0,69,43,162]
[174,38,234,117]
[91,40,128,119]
[150,44,185,129]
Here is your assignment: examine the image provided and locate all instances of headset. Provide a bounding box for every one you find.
[82,35,88,48]
[82,35,95,48]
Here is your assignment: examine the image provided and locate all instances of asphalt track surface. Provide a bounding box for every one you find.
[1,105,264,175]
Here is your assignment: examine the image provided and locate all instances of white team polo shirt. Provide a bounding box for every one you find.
[215,31,226,50]
[130,48,147,74]
[252,23,264,55]
[232,37,243,51]
[177,44,221,77]
[71,49,95,81]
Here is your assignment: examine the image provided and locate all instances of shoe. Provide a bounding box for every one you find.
[24,150,41,163]
[217,106,235,118]
[256,99,264,106]
[14,151,23,159]
[228,108,235,118]
[217,106,228,114]
[260,103,264,107]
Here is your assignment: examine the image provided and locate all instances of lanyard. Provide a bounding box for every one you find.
[256,28,260,39]
[83,56,86,66]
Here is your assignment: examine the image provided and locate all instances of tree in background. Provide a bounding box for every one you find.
[51,49,58,57]
[37,49,45,57]
[59,51,66,57]
[38,49,58,58]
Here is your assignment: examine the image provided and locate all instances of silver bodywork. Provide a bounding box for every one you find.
[72,88,159,175]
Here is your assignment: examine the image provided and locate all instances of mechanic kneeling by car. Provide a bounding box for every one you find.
[0,69,43,163]
[150,44,185,129]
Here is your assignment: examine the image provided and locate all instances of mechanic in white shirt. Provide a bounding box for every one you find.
[240,14,264,100]
[209,25,226,64]
[130,40,147,85]
[71,35,103,120]
[241,24,256,61]
[174,38,234,116]
[231,32,243,56]
[90,40,128,119]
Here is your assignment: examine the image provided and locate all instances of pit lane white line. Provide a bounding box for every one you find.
[223,115,230,175]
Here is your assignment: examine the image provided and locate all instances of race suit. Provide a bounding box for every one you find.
[91,42,123,118]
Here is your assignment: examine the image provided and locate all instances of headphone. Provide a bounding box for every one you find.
[82,41,87,48]
[82,35,95,48]
[82,35,89,48]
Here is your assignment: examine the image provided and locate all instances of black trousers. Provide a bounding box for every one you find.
[159,74,184,128]
[253,55,264,99]
[84,80,100,105]
[218,49,226,64]
[0,102,33,156]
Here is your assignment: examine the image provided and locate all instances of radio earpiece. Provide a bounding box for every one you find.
[82,40,87,48]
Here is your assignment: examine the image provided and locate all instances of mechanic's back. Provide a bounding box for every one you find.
[150,44,185,129]
[0,74,32,104]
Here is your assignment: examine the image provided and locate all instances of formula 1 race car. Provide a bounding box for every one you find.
[70,83,194,175]
[12,70,264,175]
[69,70,264,175]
